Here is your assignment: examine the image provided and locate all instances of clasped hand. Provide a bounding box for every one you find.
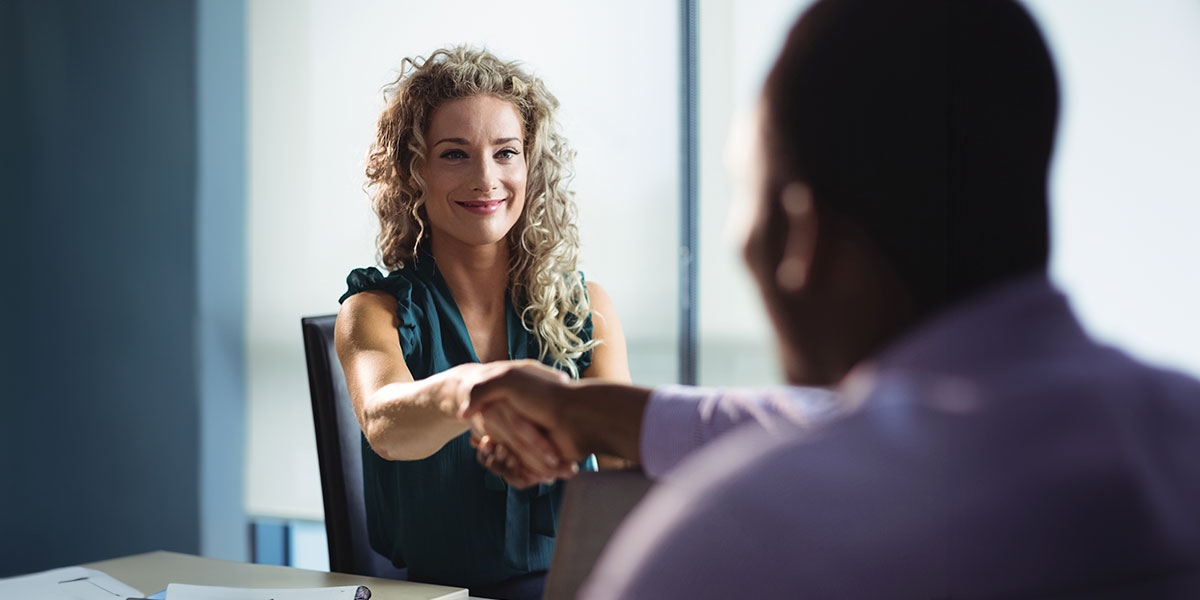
[457,360,583,489]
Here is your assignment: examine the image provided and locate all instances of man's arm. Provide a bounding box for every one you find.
[462,362,841,482]
[637,384,839,477]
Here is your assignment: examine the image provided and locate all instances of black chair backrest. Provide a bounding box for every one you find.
[301,314,407,578]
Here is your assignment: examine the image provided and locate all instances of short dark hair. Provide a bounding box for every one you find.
[763,0,1059,312]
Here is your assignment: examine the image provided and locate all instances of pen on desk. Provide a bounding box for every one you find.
[124,585,369,600]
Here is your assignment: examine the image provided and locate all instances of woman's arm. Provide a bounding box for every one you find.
[580,281,638,469]
[335,290,470,461]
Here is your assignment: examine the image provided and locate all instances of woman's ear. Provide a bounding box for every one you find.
[775,182,818,293]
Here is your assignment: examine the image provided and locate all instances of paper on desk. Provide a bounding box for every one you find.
[0,566,144,599]
[165,583,371,600]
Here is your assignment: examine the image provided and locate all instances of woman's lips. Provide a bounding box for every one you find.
[455,199,505,215]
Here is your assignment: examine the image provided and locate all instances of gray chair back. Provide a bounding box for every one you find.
[543,469,654,599]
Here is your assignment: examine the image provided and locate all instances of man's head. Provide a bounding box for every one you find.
[742,0,1060,384]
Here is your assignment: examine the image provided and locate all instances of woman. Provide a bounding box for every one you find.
[334,46,630,598]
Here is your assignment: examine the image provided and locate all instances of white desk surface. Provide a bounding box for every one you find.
[83,550,468,600]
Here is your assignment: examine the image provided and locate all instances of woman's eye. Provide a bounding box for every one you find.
[496,148,520,160]
[440,149,467,159]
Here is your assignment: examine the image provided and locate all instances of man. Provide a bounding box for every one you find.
[463,0,1200,596]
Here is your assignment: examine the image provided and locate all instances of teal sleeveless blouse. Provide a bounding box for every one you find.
[339,250,594,588]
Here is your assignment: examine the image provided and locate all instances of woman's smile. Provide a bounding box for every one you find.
[455,198,507,215]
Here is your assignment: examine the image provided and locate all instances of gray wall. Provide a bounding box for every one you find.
[1,0,245,575]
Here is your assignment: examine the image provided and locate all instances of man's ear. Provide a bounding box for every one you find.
[775,182,818,293]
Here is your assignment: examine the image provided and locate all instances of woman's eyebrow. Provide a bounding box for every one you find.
[433,137,521,147]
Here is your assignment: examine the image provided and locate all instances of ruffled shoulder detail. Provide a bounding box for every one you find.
[340,267,411,304]
[339,266,423,357]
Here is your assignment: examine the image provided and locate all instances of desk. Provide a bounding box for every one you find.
[83,551,467,600]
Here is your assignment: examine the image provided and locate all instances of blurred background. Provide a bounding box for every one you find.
[2,0,1198,576]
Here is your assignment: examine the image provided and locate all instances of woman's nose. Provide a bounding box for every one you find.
[471,158,500,193]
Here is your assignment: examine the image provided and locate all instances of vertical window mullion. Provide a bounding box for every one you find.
[679,0,700,385]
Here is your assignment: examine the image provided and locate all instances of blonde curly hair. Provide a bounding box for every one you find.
[365,46,597,377]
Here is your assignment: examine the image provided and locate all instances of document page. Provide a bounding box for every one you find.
[0,566,144,599]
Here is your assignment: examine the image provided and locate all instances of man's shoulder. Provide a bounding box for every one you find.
[1010,342,1200,435]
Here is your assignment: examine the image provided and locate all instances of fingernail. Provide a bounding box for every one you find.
[570,462,580,474]
[544,454,559,468]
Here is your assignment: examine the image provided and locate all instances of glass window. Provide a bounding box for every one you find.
[695,0,813,386]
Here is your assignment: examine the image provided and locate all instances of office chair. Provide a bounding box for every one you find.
[301,314,407,579]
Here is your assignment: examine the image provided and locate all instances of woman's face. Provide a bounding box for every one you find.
[421,95,528,252]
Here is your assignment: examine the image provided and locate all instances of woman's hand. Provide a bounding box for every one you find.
[470,430,576,489]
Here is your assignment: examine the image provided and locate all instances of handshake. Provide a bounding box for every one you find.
[455,360,646,489]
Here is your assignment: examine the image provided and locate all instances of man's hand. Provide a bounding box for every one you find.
[460,360,585,484]
[460,360,652,485]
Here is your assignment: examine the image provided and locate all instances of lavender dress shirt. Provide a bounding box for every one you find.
[639,384,841,479]
[583,275,1200,598]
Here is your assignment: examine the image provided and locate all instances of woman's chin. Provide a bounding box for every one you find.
[432,227,515,251]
